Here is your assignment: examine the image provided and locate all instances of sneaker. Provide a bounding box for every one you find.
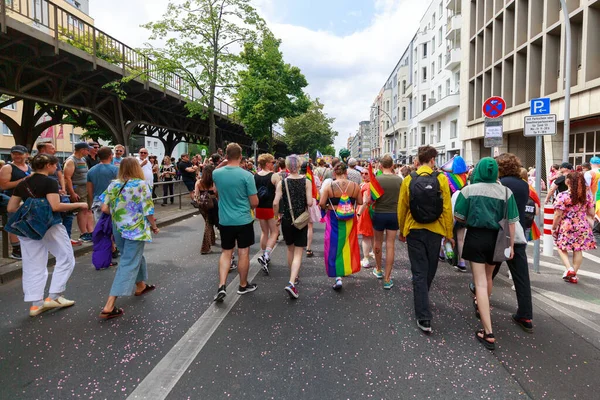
[368,251,375,259]
[29,304,48,317]
[566,269,576,279]
[294,276,300,286]
[214,285,227,302]
[237,283,258,295]
[285,284,299,299]
[468,282,476,295]
[361,258,372,269]
[512,314,534,333]
[258,255,269,275]
[568,275,578,284]
[373,269,384,279]
[44,296,75,309]
[417,319,432,333]
[229,258,238,272]
[112,249,120,259]
[332,278,343,290]
[10,247,22,260]
[383,279,394,290]
[71,239,83,246]
[80,233,92,243]
[455,264,467,273]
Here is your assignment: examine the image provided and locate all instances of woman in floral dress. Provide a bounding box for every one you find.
[99,158,160,319]
[552,171,596,284]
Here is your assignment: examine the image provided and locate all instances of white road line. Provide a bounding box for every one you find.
[527,258,600,280]
[127,247,269,400]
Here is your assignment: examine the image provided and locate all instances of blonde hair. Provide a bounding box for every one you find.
[257,153,274,168]
[519,167,528,181]
[118,157,145,181]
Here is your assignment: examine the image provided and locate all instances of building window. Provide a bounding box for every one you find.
[438,54,442,72]
[430,124,435,144]
[439,3,443,18]
[421,127,426,145]
[438,27,442,45]
[414,48,418,63]
[450,120,458,139]
[422,95,427,111]
[455,71,461,90]
[422,67,427,82]
[431,62,435,77]
[402,107,406,121]
[437,121,442,142]
[422,43,428,58]
[446,79,451,95]
[432,14,436,27]
[438,86,442,100]
[1,122,12,135]
[386,120,390,130]
[402,80,407,94]
[432,37,435,50]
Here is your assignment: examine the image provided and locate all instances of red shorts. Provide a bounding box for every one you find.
[255,207,275,220]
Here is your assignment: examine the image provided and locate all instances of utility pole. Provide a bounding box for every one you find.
[560,0,571,163]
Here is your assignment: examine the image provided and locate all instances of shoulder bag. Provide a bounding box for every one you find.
[493,187,512,262]
[284,178,310,230]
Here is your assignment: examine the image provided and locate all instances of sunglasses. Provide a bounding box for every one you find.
[140,152,148,154]
[115,149,124,152]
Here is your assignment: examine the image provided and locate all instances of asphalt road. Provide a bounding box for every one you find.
[0,215,599,399]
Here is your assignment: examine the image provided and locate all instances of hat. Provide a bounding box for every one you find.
[559,162,573,170]
[590,156,600,165]
[10,145,28,154]
[74,142,91,150]
[348,158,358,167]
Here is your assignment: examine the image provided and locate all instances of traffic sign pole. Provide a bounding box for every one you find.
[533,135,542,274]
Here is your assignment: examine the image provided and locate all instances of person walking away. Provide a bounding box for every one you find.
[160,156,176,206]
[99,158,159,319]
[112,144,125,166]
[551,171,596,284]
[64,142,94,242]
[545,162,573,204]
[136,148,154,190]
[87,147,118,221]
[371,155,402,289]
[454,157,519,349]
[195,165,218,254]
[212,143,258,302]
[319,163,362,290]
[178,153,199,203]
[7,154,88,316]
[301,161,321,257]
[255,153,281,273]
[357,168,374,268]
[273,155,313,298]
[85,142,100,169]
[0,145,32,259]
[346,158,362,185]
[398,146,454,334]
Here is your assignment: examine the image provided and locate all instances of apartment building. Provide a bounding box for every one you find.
[349,121,371,159]
[460,0,600,169]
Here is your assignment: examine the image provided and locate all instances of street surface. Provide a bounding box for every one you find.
[1,215,599,399]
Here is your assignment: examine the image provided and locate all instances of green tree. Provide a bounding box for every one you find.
[234,30,310,147]
[282,99,338,157]
[130,0,264,154]
[61,111,114,143]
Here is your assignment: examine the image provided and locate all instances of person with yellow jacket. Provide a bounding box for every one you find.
[398,146,454,334]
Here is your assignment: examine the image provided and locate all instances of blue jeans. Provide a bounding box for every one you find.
[109,227,148,297]
[60,196,73,237]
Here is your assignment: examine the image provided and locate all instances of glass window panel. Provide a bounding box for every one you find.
[570,133,576,154]
[576,133,584,153]
[575,156,582,167]
[586,132,595,153]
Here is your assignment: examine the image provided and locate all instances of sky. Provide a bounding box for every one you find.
[89,0,430,152]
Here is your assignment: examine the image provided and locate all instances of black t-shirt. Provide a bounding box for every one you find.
[500,176,529,228]
[86,155,99,169]
[13,174,59,200]
[178,161,195,181]
[554,175,568,193]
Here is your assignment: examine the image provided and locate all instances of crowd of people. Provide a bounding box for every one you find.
[3,139,598,352]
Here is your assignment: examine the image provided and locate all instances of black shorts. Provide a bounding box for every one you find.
[462,227,498,265]
[281,220,308,247]
[183,179,196,193]
[372,212,399,231]
[219,222,255,250]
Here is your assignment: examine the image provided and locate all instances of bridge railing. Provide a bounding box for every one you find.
[1,0,237,119]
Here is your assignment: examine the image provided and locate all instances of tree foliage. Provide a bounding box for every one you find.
[234,30,310,143]
[129,0,265,153]
[61,111,114,144]
[282,99,337,157]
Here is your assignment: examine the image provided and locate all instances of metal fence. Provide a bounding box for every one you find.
[0,0,237,118]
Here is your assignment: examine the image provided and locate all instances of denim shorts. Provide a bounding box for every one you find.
[372,212,399,232]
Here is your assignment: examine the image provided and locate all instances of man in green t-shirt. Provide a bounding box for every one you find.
[212,143,259,302]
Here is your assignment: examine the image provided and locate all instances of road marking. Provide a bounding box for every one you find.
[527,258,600,280]
[532,287,600,315]
[127,247,270,400]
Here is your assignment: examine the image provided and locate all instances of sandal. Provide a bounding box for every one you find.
[99,306,124,320]
[476,329,496,350]
[473,298,480,320]
[135,284,156,296]
[306,249,314,257]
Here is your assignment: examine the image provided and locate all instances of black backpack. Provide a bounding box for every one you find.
[409,171,443,224]
[523,197,536,229]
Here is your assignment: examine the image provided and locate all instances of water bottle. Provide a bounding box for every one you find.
[444,241,454,264]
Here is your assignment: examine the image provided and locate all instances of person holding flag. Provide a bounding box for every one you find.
[302,161,322,258]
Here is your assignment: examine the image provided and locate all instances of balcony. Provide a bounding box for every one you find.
[445,13,462,38]
[417,94,460,123]
[402,83,413,98]
[445,47,461,70]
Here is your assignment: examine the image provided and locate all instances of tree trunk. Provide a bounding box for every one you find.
[269,123,273,153]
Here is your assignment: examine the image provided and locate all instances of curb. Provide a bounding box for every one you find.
[0,208,199,284]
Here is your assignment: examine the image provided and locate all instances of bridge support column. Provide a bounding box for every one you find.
[0,99,63,151]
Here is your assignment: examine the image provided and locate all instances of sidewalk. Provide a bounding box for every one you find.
[0,201,199,284]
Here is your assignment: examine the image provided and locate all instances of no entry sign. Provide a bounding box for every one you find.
[482,97,506,118]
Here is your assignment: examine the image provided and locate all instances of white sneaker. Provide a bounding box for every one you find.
[361,258,371,269]
[368,251,375,259]
[44,296,75,308]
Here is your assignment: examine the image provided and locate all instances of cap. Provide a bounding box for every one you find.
[560,162,573,170]
[590,156,600,165]
[74,142,92,150]
[348,158,357,167]
[10,145,28,154]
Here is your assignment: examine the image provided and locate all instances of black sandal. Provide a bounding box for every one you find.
[99,306,124,320]
[473,298,480,320]
[135,284,156,296]
[476,329,496,350]
[306,249,314,257]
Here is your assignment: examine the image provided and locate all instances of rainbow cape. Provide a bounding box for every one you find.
[324,211,361,277]
[305,164,319,200]
[369,163,384,202]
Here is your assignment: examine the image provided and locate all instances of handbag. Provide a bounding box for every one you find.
[493,187,512,262]
[284,178,310,230]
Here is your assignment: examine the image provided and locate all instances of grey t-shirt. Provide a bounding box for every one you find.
[373,174,403,213]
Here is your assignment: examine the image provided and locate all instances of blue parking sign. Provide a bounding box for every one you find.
[530,98,550,115]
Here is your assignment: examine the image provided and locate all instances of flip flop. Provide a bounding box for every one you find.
[99,306,123,320]
[135,284,156,296]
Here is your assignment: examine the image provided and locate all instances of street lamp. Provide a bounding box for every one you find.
[559,0,571,163]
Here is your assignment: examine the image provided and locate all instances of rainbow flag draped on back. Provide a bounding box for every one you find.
[305,164,319,200]
[369,163,384,202]
[324,211,361,277]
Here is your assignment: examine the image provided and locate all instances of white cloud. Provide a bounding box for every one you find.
[90,0,430,153]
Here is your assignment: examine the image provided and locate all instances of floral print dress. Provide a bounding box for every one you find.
[103,179,155,242]
[554,190,596,251]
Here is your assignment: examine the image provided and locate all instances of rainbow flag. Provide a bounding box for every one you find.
[369,163,384,202]
[528,222,541,241]
[305,164,319,200]
[324,211,361,277]
[443,171,467,195]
